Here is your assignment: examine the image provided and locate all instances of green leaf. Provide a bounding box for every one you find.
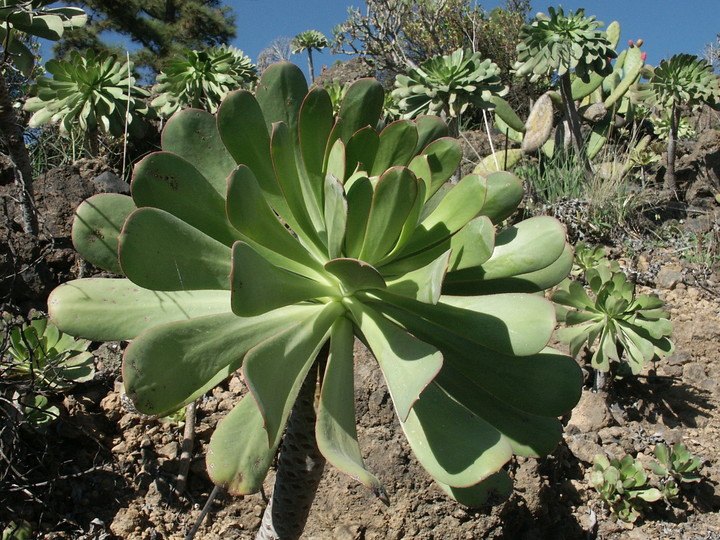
[217,90,285,216]
[345,127,379,177]
[324,259,386,294]
[371,120,418,176]
[226,166,322,276]
[71,193,136,275]
[316,317,384,492]
[230,242,336,316]
[400,382,512,487]
[437,470,512,506]
[337,78,384,142]
[394,174,488,259]
[420,138,463,198]
[346,301,442,422]
[270,121,325,248]
[131,152,240,247]
[207,393,281,494]
[161,109,236,195]
[445,217,567,289]
[119,208,231,291]
[243,301,342,444]
[124,305,314,415]
[299,87,334,185]
[436,364,563,457]
[379,292,555,357]
[324,174,348,259]
[447,216,495,271]
[48,278,231,341]
[414,115,449,154]
[256,62,308,142]
[359,167,419,264]
[480,171,525,224]
[385,250,450,304]
[343,175,373,258]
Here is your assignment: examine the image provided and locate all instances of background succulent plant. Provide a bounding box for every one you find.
[648,53,720,191]
[49,62,581,537]
[393,48,507,135]
[151,44,257,118]
[553,261,674,377]
[513,7,616,83]
[291,29,329,82]
[24,49,149,151]
[513,7,617,166]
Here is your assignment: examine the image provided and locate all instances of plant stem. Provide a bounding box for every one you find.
[0,71,37,235]
[307,48,315,83]
[559,72,592,180]
[664,104,679,195]
[255,351,327,540]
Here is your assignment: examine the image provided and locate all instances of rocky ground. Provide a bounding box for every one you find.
[1,141,720,539]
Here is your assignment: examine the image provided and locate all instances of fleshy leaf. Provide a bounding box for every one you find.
[124,305,315,415]
[48,278,231,341]
[385,250,450,304]
[316,317,384,492]
[226,166,322,275]
[161,108,236,195]
[299,87,334,187]
[324,174,348,259]
[436,365,563,457]
[207,394,281,494]
[119,208,231,291]
[359,167,419,264]
[324,259,386,294]
[131,151,240,246]
[447,216,495,271]
[230,242,337,316]
[400,382,512,487]
[71,193,136,274]
[371,120,418,175]
[437,470,512,507]
[347,301,442,422]
[256,62,308,143]
[243,302,342,444]
[337,78,384,142]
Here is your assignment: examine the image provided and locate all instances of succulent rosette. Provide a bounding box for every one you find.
[49,62,581,505]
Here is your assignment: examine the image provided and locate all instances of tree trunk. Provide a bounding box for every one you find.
[307,49,315,83]
[255,353,327,540]
[664,104,679,195]
[0,71,37,235]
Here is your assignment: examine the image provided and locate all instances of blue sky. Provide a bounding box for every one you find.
[227,0,720,76]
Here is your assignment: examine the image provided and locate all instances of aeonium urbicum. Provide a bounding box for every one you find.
[48,62,581,517]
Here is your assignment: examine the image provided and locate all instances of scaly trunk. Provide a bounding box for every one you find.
[255,352,327,540]
[0,71,37,234]
[664,104,679,195]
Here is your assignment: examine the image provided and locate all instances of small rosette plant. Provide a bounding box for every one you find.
[49,62,581,506]
[591,454,662,524]
[393,48,507,120]
[151,45,257,118]
[513,6,617,83]
[553,262,674,375]
[652,442,703,500]
[24,49,150,139]
[5,317,94,391]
